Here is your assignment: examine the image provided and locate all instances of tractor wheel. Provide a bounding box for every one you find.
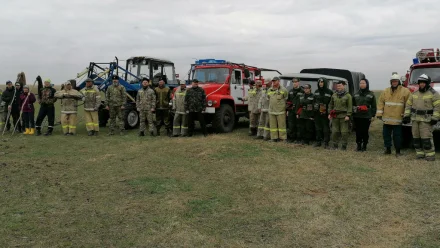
[213,104,235,133]
[124,109,139,129]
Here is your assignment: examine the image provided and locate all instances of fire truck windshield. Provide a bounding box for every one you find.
[410,67,440,84]
[193,68,229,83]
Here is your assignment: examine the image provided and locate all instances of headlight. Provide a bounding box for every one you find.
[207,100,213,107]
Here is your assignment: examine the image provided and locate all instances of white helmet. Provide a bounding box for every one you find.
[390,74,400,81]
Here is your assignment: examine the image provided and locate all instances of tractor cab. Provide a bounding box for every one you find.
[125,56,177,88]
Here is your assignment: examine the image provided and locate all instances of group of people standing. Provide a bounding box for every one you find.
[244,74,439,161]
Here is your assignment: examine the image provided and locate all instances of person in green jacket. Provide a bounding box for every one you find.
[328,81,353,150]
[287,78,303,143]
[314,78,333,148]
[352,79,377,152]
[296,84,315,145]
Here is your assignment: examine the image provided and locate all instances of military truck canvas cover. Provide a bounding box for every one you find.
[300,68,365,94]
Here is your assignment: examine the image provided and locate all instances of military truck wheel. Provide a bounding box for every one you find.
[124,109,139,129]
[213,104,235,133]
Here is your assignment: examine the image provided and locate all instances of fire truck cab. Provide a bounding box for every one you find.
[187,59,280,133]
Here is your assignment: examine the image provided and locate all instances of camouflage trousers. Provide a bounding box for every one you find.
[331,118,349,146]
[139,110,155,133]
[269,114,287,140]
[109,106,124,132]
[257,112,270,139]
[84,111,99,132]
[61,113,77,134]
[412,121,435,159]
[173,113,188,136]
[249,111,260,133]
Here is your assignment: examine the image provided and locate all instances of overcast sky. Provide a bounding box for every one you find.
[1,0,439,90]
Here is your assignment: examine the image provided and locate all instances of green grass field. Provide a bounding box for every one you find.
[1,88,440,247]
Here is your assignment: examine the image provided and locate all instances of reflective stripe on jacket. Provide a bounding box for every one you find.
[55,89,83,114]
[377,85,410,125]
[173,87,187,114]
[404,88,440,122]
[267,86,288,115]
[81,86,101,111]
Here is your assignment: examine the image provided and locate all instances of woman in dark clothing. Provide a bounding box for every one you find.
[352,79,377,151]
[20,85,36,135]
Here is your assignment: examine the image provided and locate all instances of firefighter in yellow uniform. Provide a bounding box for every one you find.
[403,74,440,161]
[55,81,83,135]
[241,80,263,136]
[376,74,411,156]
[267,77,288,142]
[81,78,101,136]
[256,79,272,140]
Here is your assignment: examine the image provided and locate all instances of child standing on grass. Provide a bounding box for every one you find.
[20,85,36,135]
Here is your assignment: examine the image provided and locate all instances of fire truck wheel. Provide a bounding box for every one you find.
[213,104,235,133]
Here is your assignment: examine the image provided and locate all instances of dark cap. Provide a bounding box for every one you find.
[192,79,199,83]
[272,77,280,81]
[303,84,311,89]
[6,80,12,85]
[112,75,119,80]
[141,77,149,82]
[85,78,93,82]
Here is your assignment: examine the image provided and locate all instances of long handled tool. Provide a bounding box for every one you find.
[11,78,38,136]
[1,73,22,136]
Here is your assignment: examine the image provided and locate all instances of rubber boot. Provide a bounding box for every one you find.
[384,147,392,155]
[36,127,42,136]
[362,143,367,152]
[395,148,402,157]
[44,128,53,136]
[29,128,35,135]
[23,128,30,135]
[356,143,362,152]
[426,156,435,161]
[341,144,347,151]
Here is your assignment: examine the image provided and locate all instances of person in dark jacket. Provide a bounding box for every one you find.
[1,81,13,131]
[20,85,37,135]
[296,84,315,145]
[184,79,207,137]
[352,79,377,151]
[2,82,23,133]
[35,78,57,136]
[287,78,303,143]
[314,78,333,148]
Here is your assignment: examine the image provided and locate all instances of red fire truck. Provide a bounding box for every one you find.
[185,59,281,133]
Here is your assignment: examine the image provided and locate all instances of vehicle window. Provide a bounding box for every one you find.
[163,64,175,85]
[193,68,230,83]
[410,67,440,84]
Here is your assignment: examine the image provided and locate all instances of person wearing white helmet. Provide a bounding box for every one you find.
[376,73,411,156]
[403,74,440,161]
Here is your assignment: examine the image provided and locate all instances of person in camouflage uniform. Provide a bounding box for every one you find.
[0,86,5,132]
[296,84,315,145]
[403,74,440,161]
[184,79,207,137]
[241,80,263,136]
[35,78,57,136]
[256,79,272,140]
[287,78,303,143]
[105,75,126,135]
[155,79,172,136]
[55,81,83,135]
[313,78,333,148]
[137,78,156,137]
[172,80,188,137]
[81,78,101,136]
[267,77,288,142]
[328,81,353,150]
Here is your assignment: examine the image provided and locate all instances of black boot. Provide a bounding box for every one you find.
[362,143,367,152]
[384,147,392,155]
[150,131,155,137]
[395,148,402,157]
[324,142,329,149]
[139,131,145,137]
[356,143,362,152]
[341,144,347,151]
[36,127,42,136]
[44,128,53,136]
[313,142,322,147]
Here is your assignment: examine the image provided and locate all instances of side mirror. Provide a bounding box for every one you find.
[244,69,250,78]
[255,70,261,76]
[401,76,407,82]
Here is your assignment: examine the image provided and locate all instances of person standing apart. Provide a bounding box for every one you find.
[376,74,410,156]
